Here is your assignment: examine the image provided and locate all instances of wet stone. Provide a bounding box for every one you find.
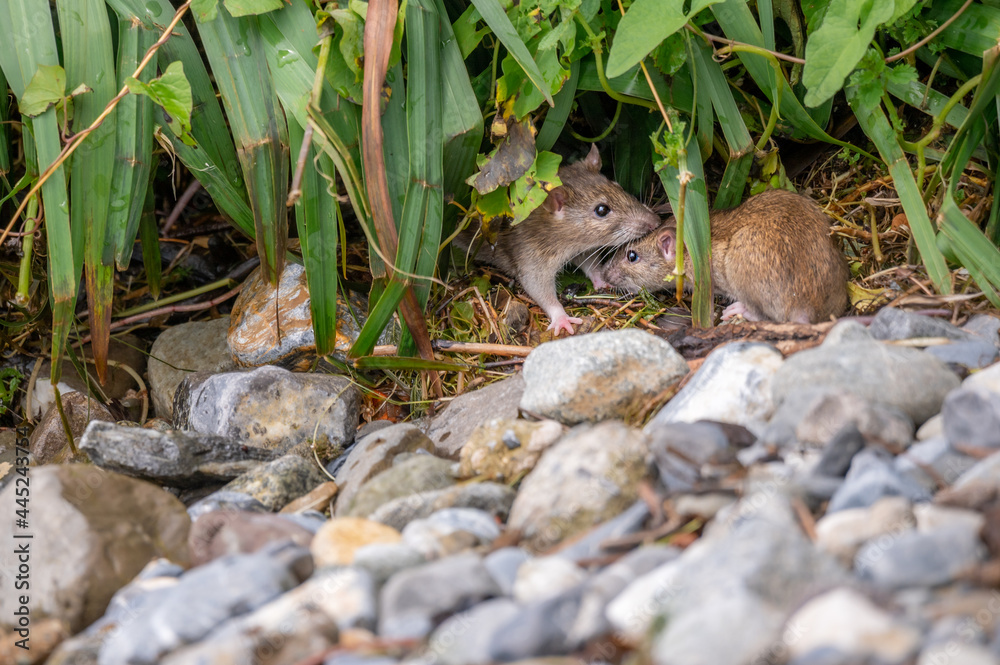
[80,421,274,487]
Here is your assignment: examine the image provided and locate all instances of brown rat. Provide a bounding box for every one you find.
[457,145,660,335]
[601,189,849,323]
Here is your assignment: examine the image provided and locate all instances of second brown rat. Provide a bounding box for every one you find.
[600,189,849,323]
[457,145,660,335]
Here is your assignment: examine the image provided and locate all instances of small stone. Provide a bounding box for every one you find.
[340,454,456,518]
[813,424,866,478]
[228,263,384,369]
[80,421,274,487]
[964,314,1000,348]
[488,586,585,661]
[793,391,914,450]
[951,449,1000,493]
[916,414,943,440]
[188,510,314,565]
[0,465,190,633]
[673,493,736,520]
[965,361,1000,393]
[913,502,984,533]
[98,543,313,665]
[368,482,516,531]
[0,431,16,491]
[425,373,525,458]
[311,517,402,567]
[513,557,587,604]
[458,419,565,482]
[647,342,784,436]
[855,523,985,589]
[352,542,427,588]
[29,391,115,464]
[926,339,999,369]
[520,329,689,424]
[428,598,521,665]
[187,490,269,520]
[919,642,998,665]
[221,454,330,511]
[772,321,960,426]
[827,448,931,513]
[869,308,978,342]
[147,317,236,419]
[378,552,501,639]
[280,480,339,514]
[895,436,977,491]
[552,501,650,563]
[173,365,359,459]
[333,423,437,517]
[400,508,501,559]
[484,547,532,596]
[815,496,915,565]
[942,386,1000,448]
[784,587,921,662]
[507,421,653,551]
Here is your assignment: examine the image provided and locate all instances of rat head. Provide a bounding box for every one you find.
[601,223,680,293]
[541,145,660,246]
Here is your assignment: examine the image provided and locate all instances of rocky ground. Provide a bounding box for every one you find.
[2,298,1000,665]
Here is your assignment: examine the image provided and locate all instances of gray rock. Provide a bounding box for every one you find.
[647,421,741,493]
[188,510,315,565]
[489,586,586,660]
[160,567,374,664]
[0,465,189,633]
[378,552,501,639]
[608,493,848,664]
[98,543,312,665]
[926,339,999,369]
[647,342,783,436]
[784,587,921,663]
[352,542,427,589]
[507,421,653,551]
[400,508,501,559]
[942,386,1000,448]
[425,373,525,458]
[869,307,978,342]
[220,454,330,511]
[952,449,1000,492]
[519,329,688,424]
[793,391,914,450]
[772,321,960,426]
[895,436,977,491]
[325,656,399,665]
[29,391,115,464]
[428,598,521,665]
[369,482,516,531]
[815,497,915,565]
[173,365,359,459]
[341,454,455,518]
[553,500,651,563]
[80,421,274,487]
[964,314,1000,349]
[828,448,931,513]
[483,547,532,596]
[147,317,236,420]
[855,524,986,589]
[457,418,565,483]
[916,414,944,441]
[966,361,1000,393]
[814,424,866,478]
[513,557,587,603]
[0,430,17,491]
[187,490,269,520]
[568,545,680,646]
[333,423,437,517]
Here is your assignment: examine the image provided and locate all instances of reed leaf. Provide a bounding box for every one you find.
[138,184,162,299]
[0,0,74,382]
[0,66,9,177]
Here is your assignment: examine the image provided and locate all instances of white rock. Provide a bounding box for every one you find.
[815,496,915,565]
[512,556,587,604]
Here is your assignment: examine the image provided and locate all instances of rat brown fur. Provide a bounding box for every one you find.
[601,189,849,324]
[457,145,660,335]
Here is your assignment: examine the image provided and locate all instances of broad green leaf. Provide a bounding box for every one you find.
[469,0,554,106]
[20,65,65,117]
[509,151,562,224]
[606,0,722,79]
[192,0,219,22]
[802,0,894,108]
[127,61,194,145]
[226,0,284,17]
[453,4,488,58]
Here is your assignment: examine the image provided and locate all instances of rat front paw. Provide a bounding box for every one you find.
[547,315,583,336]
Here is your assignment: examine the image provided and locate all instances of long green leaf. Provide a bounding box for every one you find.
[197,5,289,285]
[138,182,162,299]
[939,196,1000,308]
[536,59,578,152]
[846,84,951,294]
[109,18,157,270]
[0,0,74,382]
[468,0,553,106]
[0,66,9,176]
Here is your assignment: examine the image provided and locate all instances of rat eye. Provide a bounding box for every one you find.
[626,250,639,263]
[595,203,611,217]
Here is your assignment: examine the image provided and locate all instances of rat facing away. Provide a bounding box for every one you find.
[456,145,660,335]
[600,189,849,324]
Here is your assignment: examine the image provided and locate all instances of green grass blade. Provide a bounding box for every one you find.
[468,0,553,106]
[0,66,9,176]
[56,0,119,382]
[353,355,471,371]
[0,0,74,382]
[925,0,1000,57]
[886,78,969,130]
[109,18,157,270]
[939,195,1000,307]
[289,119,340,356]
[138,183,162,299]
[350,278,407,357]
[536,59,578,152]
[846,84,951,294]
[197,6,289,285]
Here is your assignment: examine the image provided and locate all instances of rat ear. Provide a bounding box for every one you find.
[658,228,676,261]
[582,144,601,171]
[543,186,567,217]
